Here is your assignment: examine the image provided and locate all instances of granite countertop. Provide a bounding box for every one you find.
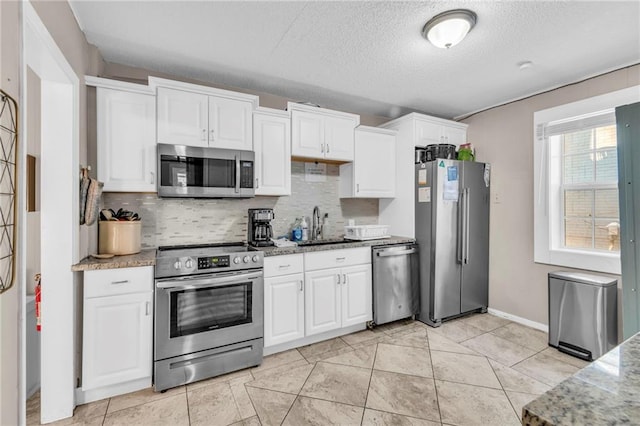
[71,249,156,271]
[258,236,416,257]
[71,237,416,270]
[523,332,640,425]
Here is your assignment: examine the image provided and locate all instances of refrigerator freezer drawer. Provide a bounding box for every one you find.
[372,244,420,325]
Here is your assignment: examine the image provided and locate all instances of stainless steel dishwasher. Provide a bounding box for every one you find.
[371,243,420,326]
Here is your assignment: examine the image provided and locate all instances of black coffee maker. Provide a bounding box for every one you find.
[248,208,275,247]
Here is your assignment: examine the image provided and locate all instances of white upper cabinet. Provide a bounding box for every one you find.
[253,108,291,196]
[157,88,209,147]
[209,96,253,150]
[414,116,467,147]
[152,77,258,150]
[90,79,157,193]
[340,126,396,198]
[289,102,359,162]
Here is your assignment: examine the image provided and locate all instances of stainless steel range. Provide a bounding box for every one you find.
[154,242,264,391]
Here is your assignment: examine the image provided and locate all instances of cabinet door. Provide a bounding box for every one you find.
[341,264,372,327]
[305,268,341,336]
[97,89,156,192]
[209,97,253,150]
[415,120,442,147]
[157,87,208,147]
[442,125,467,147]
[353,130,396,197]
[254,113,291,196]
[324,115,355,161]
[291,110,324,158]
[264,274,304,347]
[82,292,152,390]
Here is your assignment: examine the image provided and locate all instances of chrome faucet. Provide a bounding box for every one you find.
[312,206,322,240]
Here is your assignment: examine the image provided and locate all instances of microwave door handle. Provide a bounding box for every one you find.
[235,156,240,193]
[156,270,263,290]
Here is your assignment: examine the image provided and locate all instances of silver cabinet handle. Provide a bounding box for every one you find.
[210,129,215,141]
[278,264,291,269]
[145,301,150,316]
[357,183,360,193]
[111,280,129,285]
[464,187,470,264]
[234,156,240,193]
[321,143,325,153]
[343,274,347,284]
[256,178,259,189]
[337,274,341,284]
[150,171,155,185]
[336,257,345,262]
[377,248,417,257]
[326,144,330,153]
[201,128,207,141]
[299,280,303,292]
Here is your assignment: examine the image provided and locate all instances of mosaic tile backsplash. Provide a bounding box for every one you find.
[102,162,379,248]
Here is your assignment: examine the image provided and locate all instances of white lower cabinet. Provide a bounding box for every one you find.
[82,266,153,392]
[341,264,373,327]
[264,273,305,346]
[264,248,373,348]
[304,248,372,337]
[305,268,342,336]
[264,255,305,348]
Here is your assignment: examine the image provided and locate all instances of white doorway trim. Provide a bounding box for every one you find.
[21,1,80,423]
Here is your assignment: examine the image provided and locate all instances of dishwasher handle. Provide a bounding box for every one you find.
[375,247,417,257]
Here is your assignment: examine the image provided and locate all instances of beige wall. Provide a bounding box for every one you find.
[1,1,23,423]
[463,65,640,326]
[0,1,103,423]
[102,62,391,127]
[31,0,105,259]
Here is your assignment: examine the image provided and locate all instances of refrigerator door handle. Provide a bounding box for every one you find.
[464,188,471,264]
[457,191,464,263]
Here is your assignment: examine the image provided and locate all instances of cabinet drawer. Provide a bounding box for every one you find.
[264,254,304,278]
[84,266,153,298]
[304,247,371,271]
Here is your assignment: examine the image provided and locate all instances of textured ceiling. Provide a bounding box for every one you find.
[69,1,640,120]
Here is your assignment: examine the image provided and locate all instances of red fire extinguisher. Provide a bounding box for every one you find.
[35,274,41,332]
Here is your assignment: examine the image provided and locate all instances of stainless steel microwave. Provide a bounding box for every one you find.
[157,144,255,198]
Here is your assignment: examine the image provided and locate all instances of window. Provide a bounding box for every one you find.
[559,124,619,252]
[534,86,640,274]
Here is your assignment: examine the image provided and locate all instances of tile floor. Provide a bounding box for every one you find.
[27,314,590,426]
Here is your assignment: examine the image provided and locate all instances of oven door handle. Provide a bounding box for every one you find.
[156,271,263,290]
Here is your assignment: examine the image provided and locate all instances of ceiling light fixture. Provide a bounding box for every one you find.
[422,9,477,49]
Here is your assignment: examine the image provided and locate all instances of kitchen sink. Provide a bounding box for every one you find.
[296,238,350,246]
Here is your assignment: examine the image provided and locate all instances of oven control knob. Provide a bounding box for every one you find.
[185,259,194,269]
[243,256,250,263]
[174,261,182,270]
[233,257,240,264]
[252,255,259,262]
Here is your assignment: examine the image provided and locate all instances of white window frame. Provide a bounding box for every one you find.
[534,86,640,274]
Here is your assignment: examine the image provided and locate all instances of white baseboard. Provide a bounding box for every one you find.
[264,323,366,356]
[75,377,151,405]
[488,308,549,333]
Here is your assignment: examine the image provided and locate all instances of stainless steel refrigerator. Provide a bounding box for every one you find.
[415,159,490,327]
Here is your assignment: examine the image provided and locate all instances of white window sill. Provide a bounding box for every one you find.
[535,248,621,275]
